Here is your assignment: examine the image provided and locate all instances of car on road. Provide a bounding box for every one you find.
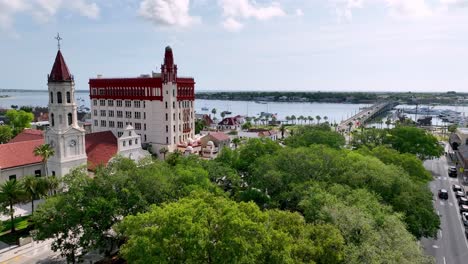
[453,184,463,192]
[439,189,449,200]
[449,167,458,177]
[459,196,468,206]
[460,205,468,214]
[456,191,466,199]
[462,212,468,226]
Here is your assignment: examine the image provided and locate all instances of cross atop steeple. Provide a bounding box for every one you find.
[55,33,62,50]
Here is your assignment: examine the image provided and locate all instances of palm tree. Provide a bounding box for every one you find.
[324,116,328,124]
[291,115,297,124]
[316,115,322,124]
[159,147,169,160]
[0,180,26,233]
[385,117,392,129]
[33,144,55,177]
[21,176,48,214]
[45,175,59,196]
[298,115,305,125]
[285,116,291,124]
[211,108,217,118]
[280,125,286,139]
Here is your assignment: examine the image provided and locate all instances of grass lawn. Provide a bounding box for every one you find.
[0,216,32,245]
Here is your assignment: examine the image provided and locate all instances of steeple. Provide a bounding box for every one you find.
[48,50,73,82]
[161,46,177,84]
[164,46,174,67]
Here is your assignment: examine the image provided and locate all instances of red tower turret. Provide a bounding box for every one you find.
[161,46,177,84]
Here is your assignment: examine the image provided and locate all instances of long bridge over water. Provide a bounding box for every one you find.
[337,101,398,132]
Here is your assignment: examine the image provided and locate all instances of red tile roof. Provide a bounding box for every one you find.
[2,129,118,171]
[85,131,118,171]
[218,117,239,126]
[0,139,44,169]
[49,50,72,82]
[208,132,230,142]
[9,129,44,143]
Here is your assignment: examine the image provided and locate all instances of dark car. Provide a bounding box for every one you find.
[453,184,463,192]
[439,189,449,200]
[460,205,468,213]
[462,212,468,226]
[456,191,466,199]
[449,167,458,177]
[459,197,468,206]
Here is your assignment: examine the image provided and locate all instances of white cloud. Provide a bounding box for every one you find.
[222,17,243,31]
[220,0,285,20]
[331,0,364,21]
[138,0,200,28]
[0,0,29,29]
[295,8,304,17]
[385,0,432,19]
[219,0,285,31]
[0,0,100,30]
[440,0,468,8]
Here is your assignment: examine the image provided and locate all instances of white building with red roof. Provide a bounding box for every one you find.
[88,46,195,154]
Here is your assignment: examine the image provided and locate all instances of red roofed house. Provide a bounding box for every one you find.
[217,117,241,131]
[0,47,150,182]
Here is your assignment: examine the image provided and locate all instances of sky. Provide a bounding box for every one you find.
[1,0,468,92]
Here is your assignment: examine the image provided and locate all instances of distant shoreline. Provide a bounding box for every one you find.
[1,89,467,105]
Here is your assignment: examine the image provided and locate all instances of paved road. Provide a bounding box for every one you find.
[422,156,468,264]
[0,239,63,264]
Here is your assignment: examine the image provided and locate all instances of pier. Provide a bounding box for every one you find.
[337,101,398,132]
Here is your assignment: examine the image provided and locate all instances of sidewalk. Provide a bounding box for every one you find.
[0,200,44,221]
[0,239,63,264]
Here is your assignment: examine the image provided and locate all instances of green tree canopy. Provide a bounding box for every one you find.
[116,191,345,264]
[5,109,34,135]
[284,124,345,149]
[0,125,13,143]
[386,126,443,160]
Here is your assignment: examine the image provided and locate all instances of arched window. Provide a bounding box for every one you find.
[66,92,71,103]
[51,113,55,126]
[50,92,54,103]
[67,113,72,125]
[57,92,62,104]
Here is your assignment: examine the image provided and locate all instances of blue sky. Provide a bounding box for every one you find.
[1,0,468,92]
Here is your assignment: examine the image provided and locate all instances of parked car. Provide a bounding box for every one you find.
[459,197,468,206]
[462,212,468,226]
[460,205,468,213]
[439,189,449,200]
[453,184,463,192]
[449,167,458,177]
[456,191,466,199]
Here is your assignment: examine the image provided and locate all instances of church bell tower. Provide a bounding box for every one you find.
[45,34,87,177]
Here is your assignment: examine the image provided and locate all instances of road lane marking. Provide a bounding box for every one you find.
[439,230,443,239]
[432,245,439,248]
[440,201,445,206]
[443,256,446,264]
[449,202,453,206]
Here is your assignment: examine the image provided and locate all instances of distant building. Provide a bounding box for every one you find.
[239,128,278,141]
[217,116,243,131]
[89,46,195,154]
[200,132,231,159]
